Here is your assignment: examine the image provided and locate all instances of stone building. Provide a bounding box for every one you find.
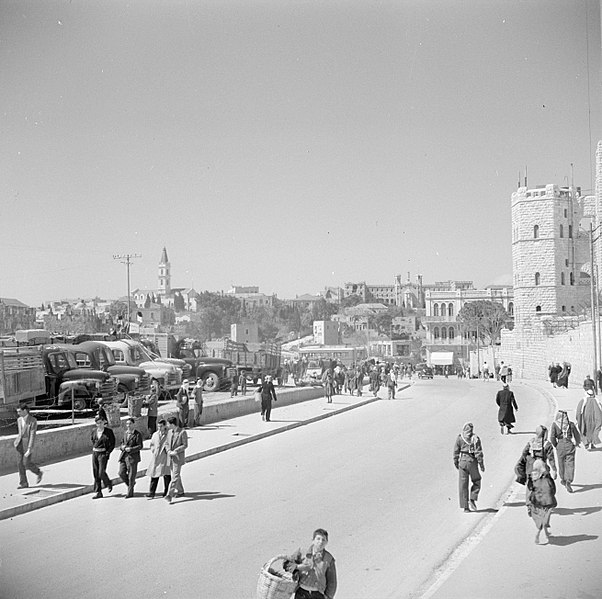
[511,184,591,328]
[0,298,36,335]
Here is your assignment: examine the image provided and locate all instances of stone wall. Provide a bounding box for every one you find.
[498,319,597,384]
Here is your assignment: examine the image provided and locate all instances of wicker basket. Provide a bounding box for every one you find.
[256,554,298,599]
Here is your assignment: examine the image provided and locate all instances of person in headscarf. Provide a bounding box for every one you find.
[576,388,602,450]
[453,422,485,513]
[526,458,557,545]
[515,425,556,485]
[549,410,581,493]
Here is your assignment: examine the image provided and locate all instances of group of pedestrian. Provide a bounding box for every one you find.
[548,362,571,388]
[90,413,188,503]
[454,375,602,545]
[174,378,204,428]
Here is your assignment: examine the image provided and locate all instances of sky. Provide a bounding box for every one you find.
[1,0,601,306]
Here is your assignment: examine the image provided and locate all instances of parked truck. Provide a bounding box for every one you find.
[40,344,118,411]
[203,338,281,383]
[0,348,46,419]
[101,339,183,395]
[71,341,151,401]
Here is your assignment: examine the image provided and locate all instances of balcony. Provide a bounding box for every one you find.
[422,315,457,323]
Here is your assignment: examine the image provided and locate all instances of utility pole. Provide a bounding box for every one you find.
[113,253,142,325]
[589,222,598,382]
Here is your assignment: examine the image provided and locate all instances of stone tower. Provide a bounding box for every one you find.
[511,184,589,327]
[158,246,171,296]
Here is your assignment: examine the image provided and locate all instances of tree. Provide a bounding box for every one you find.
[457,300,510,345]
[144,294,151,308]
[341,295,362,309]
[173,292,186,312]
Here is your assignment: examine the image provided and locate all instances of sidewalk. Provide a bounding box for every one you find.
[423,378,602,599]
[0,384,403,521]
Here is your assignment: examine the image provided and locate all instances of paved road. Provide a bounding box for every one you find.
[0,379,551,599]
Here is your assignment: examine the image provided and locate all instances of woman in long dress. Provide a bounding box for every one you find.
[576,389,602,450]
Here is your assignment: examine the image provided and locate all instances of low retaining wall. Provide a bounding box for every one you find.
[0,385,325,476]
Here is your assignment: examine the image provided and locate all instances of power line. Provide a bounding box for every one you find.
[112,253,142,323]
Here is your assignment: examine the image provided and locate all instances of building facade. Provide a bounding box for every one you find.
[0,298,36,335]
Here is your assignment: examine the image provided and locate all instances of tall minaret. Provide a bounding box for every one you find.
[158,246,171,296]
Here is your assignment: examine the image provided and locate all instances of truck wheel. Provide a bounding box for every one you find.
[203,373,219,392]
[73,397,87,411]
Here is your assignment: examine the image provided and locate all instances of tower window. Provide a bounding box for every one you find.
[508,302,514,316]
[561,272,565,285]
[560,224,564,238]
[534,225,539,239]
[564,208,568,218]
[568,225,572,238]
[536,305,542,312]
[570,272,574,285]
[565,259,569,267]
[562,306,566,312]
[535,272,541,286]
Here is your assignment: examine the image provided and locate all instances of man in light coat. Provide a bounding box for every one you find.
[165,416,188,503]
[14,404,43,489]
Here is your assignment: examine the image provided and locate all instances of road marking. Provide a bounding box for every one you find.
[420,484,521,599]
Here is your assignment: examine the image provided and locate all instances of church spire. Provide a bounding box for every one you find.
[160,246,169,265]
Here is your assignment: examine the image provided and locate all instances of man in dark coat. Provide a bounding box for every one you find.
[496,382,519,435]
[260,375,278,422]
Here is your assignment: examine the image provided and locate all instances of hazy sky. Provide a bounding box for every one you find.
[1,0,601,306]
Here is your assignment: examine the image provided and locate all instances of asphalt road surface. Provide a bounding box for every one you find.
[0,378,551,599]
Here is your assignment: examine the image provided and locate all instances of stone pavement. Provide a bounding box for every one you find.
[0,384,401,521]
[423,378,602,599]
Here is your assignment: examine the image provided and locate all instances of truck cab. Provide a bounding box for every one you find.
[101,339,182,393]
[174,346,231,392]
[41,345,118,411]
[72,341,151,400]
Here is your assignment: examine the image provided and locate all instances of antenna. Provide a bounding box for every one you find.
[524,165,528,188]
[518,170,521,188]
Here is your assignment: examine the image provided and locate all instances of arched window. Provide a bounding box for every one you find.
[560,224,564,238]
[536,305,542,312]
[570,272,574,285]
[441,327,447,339]
[561,272,565,285]
[441,303,447,317]
[508,302,514,316]
[562,305,566,312]
[534,225,539,239]
[448,303,454,316]
[433,303,439,316]
[535,272,540,286]
[449,327,455,340]
[434,327,440,340]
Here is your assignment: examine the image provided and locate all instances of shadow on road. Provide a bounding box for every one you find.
[504,501,525,508]
[475,507,498,514]
[571,483,602,493]
[548,533,598,546]
[554,506,602,517]
[172,491,235,503]
[266,420,302,424]
[37,483,86,490]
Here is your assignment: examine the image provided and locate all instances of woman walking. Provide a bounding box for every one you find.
[576,388,602,450]
[146,419,171,499]
[526,458,557,545]
[549,410,581,493]
[322,369,335,403]
[453,422,485,513]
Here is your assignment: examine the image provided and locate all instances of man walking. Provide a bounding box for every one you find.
[496,382,519,434]
[14,404,43,489]
[165,416,188,503]
[175,380,190,428]
[145,381,159,436]
[386,370,397,400]
[192,378,204,426]
[238,370,247,396]
[260,375,278,422]
[453,422,485,512]
[118,418,143,498]
[91,415,115,499]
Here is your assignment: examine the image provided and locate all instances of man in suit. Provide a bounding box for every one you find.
[14,404,43,489]
[118,417,143,498]
[165,416,188,503]
[91,415,116,499]
[260,375,278,422]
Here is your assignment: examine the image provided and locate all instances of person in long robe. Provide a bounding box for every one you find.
[576,388,602,450]
[549,410,581,493]
[496,382,519,434]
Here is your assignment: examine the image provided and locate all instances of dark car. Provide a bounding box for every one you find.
[72,341,151,400]
[41,345,118,411]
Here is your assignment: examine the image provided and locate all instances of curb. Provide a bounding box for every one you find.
[0,391,386,522]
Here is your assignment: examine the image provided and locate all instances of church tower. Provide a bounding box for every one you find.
[511,184,589,328]
[158,246,171,296]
